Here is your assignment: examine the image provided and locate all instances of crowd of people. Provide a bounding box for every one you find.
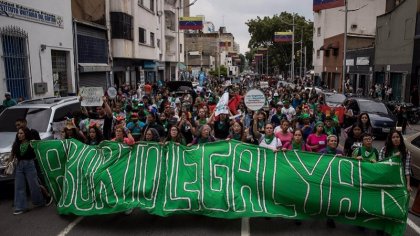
[5,77,414,223]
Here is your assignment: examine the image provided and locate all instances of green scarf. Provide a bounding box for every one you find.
[325,146,337,155]
[20,141,30,156]
[232,133,241,141]
[292,141,302,150]
[361,146,377,162]
[264,135,275,145]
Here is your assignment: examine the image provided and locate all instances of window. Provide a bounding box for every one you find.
[110,12,133,40]
[325,49,330,57]
[150,0,154,11]
[412,135,420,148]
[333,48,339,56]
[150,32,155,47]
[317,27,321,37]
[180,44,183,53]
[157,38,161,48]
[316,50,320,58]
[139,27,146,44]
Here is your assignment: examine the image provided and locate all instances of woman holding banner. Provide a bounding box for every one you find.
[379,130,412,192]
[11,128,46,215]
[252,113,282,152]
[282,129,311,152]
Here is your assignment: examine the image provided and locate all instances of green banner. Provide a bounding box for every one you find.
[32,139,409,236]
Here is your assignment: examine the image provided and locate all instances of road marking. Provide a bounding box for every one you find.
[241,217,250,236]
[408,218,420,234]
[57,216,84,236]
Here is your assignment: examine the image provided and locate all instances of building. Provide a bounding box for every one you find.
[312,0,386,91]
[184,25,239,78]
[72,0,111,90]
[374,0,420,102]
[0,0,75,102]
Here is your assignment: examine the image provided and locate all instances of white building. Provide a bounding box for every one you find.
[109,0,187,87]
[0,0,75,103]
[312,0,385,84]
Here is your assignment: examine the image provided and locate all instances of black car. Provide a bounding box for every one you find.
[344,98,396,138]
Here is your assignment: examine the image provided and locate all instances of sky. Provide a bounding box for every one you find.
[190,0,314,54]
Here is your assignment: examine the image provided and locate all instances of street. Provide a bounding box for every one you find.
[1,124,420,236]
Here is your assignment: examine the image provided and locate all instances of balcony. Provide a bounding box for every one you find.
[165,27,176,38]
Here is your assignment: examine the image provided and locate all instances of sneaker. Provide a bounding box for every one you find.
[13,210,25,215]
[45,196,53,207]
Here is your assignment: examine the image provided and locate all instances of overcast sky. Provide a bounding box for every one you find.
[190,0,313,54]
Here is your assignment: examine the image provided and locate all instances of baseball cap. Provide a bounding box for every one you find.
[277,101,283,106]
[5,92,11,96]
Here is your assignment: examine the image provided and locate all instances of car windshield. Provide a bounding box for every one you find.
[359,101,389,114]
[325,94,346,105]
[0,108,52,132]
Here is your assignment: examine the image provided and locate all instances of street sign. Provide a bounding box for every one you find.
[244,89,266,111]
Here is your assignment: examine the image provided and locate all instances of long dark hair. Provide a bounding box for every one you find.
[12,127,33,156]
[348,122,363,138]
[165,125,185,143]
[87,126,104,144]
[357,112,372,130]
[384,130,407,164]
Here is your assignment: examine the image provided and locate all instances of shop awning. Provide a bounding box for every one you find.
[78,63,111,73]
[327,42,339,49]
[177,62,187,70]
[319,45,326,50]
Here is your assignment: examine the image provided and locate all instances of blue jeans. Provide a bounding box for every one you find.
[14,160,45,211]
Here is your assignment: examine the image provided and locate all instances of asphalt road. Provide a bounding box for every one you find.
[1,124,419,236]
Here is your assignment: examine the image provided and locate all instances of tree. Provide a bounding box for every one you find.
[209,65,228,77]
[246,12,313,77]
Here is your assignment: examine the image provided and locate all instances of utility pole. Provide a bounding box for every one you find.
[291,13,295,81]
[342,0,348,94]
[300,29,303,79]
[304,46,307,79]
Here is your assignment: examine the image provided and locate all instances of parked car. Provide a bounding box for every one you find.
[344,97,396,138]
[404,133,420,180]
[323,92,346,108]
[0,96,81,181]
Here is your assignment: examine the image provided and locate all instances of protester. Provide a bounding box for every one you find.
[3,91,17,108]
[142,127,161,142]
[352,133,378,162]
[11,128,46,215]
[358,113,373,135]
[282,129,311,151]
[306,122,327,153]
[379,130,412,192]
[252,114,282,152]
[274,119,293,145]
[112,125,135,145]
[226,121,246,142]
[343,123,363,157]
[320,135,343,155]
[164,126,186,145]
[86,124,104,145]
[188,124,216,146]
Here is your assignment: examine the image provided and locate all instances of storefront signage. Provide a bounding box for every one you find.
[345,59,354,66]
[0,0,64,28]
[356,57,370,66]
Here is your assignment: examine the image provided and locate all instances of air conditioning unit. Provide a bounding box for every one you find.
[351,24,357,30]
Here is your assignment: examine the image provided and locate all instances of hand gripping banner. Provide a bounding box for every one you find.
[32,139,409,236]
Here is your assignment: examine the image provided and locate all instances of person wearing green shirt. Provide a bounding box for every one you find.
[352,133,379,163]
[3,92,17,108]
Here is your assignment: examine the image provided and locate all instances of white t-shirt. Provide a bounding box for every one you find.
[281,107,296,121]
[259,135,282,151]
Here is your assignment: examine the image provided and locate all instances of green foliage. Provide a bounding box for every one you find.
[209,65,228,77]
[246,12,314,76]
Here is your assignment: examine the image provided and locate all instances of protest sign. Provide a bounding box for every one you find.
[79,87,104,107]
[32,139,408,236]
[107,87,117,99]
[244,89,266,111]
[215,92,229,116]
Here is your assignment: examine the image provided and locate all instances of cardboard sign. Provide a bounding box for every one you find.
[244,89,266,111]
[80,87,104,107]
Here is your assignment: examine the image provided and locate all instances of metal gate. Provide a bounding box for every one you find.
[0,26,30,99]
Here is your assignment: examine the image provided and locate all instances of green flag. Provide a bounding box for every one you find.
[32,139,409,236]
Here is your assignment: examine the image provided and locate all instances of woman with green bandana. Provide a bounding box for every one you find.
[352,133,379,163]
[253,114,282,152]
[11,128,46,215]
